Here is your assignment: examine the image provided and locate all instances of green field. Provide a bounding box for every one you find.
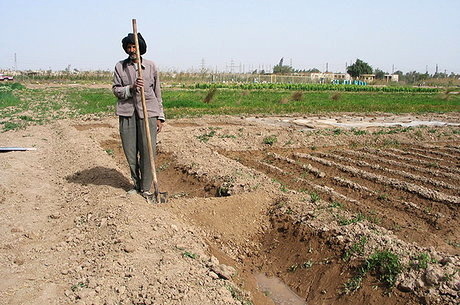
[0,82,459,132]
[162,89,459,117]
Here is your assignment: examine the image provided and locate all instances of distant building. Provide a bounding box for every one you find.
[309,72,351,83]
[359,74,375,82]
[384,74,399,82]
[332,73,351,80]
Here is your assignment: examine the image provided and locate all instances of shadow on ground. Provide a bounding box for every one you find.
[66,167,131,190]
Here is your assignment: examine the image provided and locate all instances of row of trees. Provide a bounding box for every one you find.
[271,58,379,77]
[271,58,459,82]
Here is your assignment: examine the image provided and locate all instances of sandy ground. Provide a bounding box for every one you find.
[1,112,459,305]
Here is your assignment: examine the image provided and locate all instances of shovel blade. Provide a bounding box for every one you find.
[158,192,168,203]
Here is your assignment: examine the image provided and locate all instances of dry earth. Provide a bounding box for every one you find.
[1,111,459,305]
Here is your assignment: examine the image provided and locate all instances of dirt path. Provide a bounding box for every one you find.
[1,113,459,304]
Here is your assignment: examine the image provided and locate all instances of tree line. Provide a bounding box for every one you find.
[270,58,459,84]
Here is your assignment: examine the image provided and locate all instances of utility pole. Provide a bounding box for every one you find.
[200,58,206,73]
[226,59,239,73]
[326,62,329,73]
[14,53,17,71]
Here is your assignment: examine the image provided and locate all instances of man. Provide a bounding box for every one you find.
[112,33,165,198]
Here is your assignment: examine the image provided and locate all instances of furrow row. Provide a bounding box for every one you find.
[362,148,460,179]
[330,176,439,219]
[341,149,457,183]
[388,148,460,170]
[332,176,374,194]
[294,152,460,205]
[412,145,460,161]
[258,159,356,203]
[317,151,460,194]
[445,145,460,154]
[267,152,325,178]
[268,151,448,226]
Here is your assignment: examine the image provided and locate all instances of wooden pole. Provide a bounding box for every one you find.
[132,19,159,203]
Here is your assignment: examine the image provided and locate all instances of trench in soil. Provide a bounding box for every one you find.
[100,138,221,198]
[96,135,428,304]
[205,205,421,305]
[245,212,420,305]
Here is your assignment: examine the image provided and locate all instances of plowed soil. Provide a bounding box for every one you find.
[1,111,459,305]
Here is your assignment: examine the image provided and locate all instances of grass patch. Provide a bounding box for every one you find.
[196,129,217,142]
[0,83,25,110]
[263,135,277,145]
[343,250,402,294]
[182,251,198,259]
[2,85,459,132]
[310,192,321,203]
[163,89,460,118]
[0,91,22,109]
[67,88,116,114]
[337,213,365,226]
[0,82,25,90]
[377,193,389,201]
[352,129,368,135]
[372,127,413,135]
[329,201,344,209]
[104,149,114,156]
[225,285,253,305]
[1,121,22,131]
[410,253,436,270]
[343,237,368,262]
[366,250,402,287]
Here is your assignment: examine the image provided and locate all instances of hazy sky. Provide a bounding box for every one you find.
[1,0,459,74]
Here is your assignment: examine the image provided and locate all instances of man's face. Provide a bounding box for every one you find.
[126,44,137,60]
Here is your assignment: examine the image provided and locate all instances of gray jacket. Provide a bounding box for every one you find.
[112,58,165,121]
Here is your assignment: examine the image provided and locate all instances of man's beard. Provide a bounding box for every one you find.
[129,53,137,61]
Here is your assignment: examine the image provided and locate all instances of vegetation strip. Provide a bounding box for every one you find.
[294,152,460,205]
[2,82,460,132]
[192,83,440,93]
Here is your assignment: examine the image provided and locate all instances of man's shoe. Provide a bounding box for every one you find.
[141,191,156,203]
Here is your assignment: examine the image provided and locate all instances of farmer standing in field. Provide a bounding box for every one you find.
[112,33,165,199]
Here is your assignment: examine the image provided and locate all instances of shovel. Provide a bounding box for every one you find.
[132,19,168,204]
